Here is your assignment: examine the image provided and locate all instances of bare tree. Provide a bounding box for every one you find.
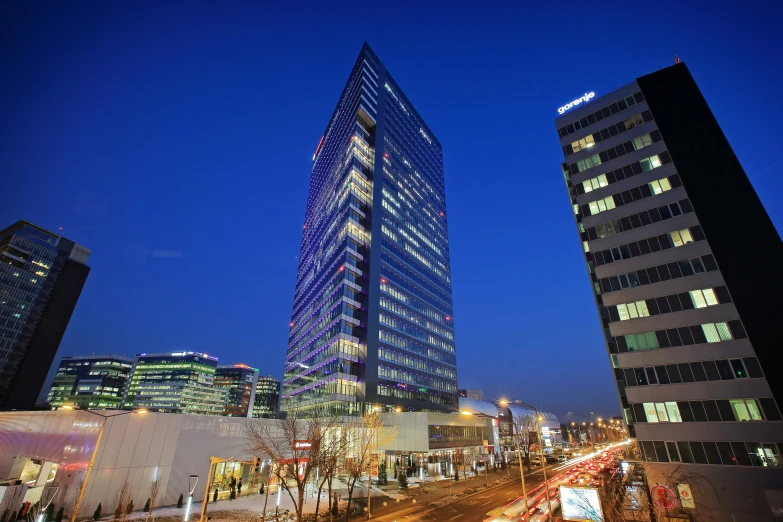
[144,478,160,522]
[245,412,326,522]
[342,412,397,520]
[512,412,537,473]
[113,475,132,522]
[312,417,347,522]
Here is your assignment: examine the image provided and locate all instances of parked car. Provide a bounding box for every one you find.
[557,454,568,463]
[530,455,543,465]
[545,455,558,464]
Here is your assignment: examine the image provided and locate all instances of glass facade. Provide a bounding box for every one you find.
[252,375,280,418]
[47,355,133,410]
[123,352,226,415]
[0,220,91,408]
[215,364,259,417]
[282,44,457,415]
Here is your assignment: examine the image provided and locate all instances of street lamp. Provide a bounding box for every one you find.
[536,415,553,519]
[66,406,148,522]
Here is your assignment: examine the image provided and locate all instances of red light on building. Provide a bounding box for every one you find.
[381,278,387,284]
[383,152,389,158]
[439,212,444,217]
[339,265,345,272]
[445,316,451,321]
[290,322,294,327]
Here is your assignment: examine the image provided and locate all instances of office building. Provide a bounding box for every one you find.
[252,375,280,419]
[282,43,458,416]
[458,389,484,401]
[123,352,226,415]
[0,220,91,409]
[215,364,258,417]
[556,62,783,519]
[46,354,133,410]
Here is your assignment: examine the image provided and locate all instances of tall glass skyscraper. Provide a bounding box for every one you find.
[282,43,457,416]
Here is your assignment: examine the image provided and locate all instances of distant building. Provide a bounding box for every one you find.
[46,355,133,410]
[123,352,226,415]
[215,364,258,417]
[0,220,91,409]
[458,389,484,401]
[252,376,280,419]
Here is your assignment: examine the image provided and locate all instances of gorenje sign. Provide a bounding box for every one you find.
[558,92,595,114]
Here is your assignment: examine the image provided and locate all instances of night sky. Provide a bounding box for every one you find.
[2,1,781,418]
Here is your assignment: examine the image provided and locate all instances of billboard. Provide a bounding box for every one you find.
[560,486,603,521]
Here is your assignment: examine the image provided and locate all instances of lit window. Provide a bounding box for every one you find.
[690,289,719,308]
[624,114,644,130]
[655,403,669,422]
[669,229,694,247]
[640,155,662,172]
[648,177,672,195]
[665,402,682,422]
[571,134,596,153]
[633,134,653,150]
[577,154,601,173]
[588,196,616,215]
[644,403,659,422]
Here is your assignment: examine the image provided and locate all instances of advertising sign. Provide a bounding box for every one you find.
[676,483,695,509]
[293,440,312,451]
[651,485,677,510]
[370,454,379,478]
[560,486,603,521]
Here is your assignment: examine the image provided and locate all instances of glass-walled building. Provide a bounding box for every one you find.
[215,364,258,417]
[47,354,133,410]
[123,352,226,415]
[282,43,458,416]
[0,220,91,409]
[252,375,280,419]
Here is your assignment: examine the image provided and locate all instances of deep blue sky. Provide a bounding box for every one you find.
[2,1,781,417]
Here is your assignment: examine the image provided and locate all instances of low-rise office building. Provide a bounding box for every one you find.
[46,355,133,410]
[215,364,258,417]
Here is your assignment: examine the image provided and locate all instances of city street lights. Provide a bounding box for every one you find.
[65,406,148,522]
[568,412,595,444]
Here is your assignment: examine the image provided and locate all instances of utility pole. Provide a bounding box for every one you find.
[537,416,553,519]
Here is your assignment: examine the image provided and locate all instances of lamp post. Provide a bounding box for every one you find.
[65,405,148,522]
[536,415,553,520]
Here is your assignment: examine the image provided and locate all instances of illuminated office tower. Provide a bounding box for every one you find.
[253,375,280,419]
[556,62,783,519]
[282,43,457,415]
[46,354,133,410]
[0,220,91,409]
[215,364,258,417]
[123,352,226,415]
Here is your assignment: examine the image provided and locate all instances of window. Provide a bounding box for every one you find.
[625,331,660,351]
[690,288,719,308]
[730,399,763,421]
[648,177,672,195]
[582,174,608,193]
[617,300,650,321]
[669,228,694,247]
[571,134,595,153]
[643,402,681,422]
[632,134,653,150]
[624,114,644,130]
[577,154,601,172]
[702,322,733,343]
[639,155,662,171]
[588,195,616,215]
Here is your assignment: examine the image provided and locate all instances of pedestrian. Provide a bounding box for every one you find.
[238,478,243,496]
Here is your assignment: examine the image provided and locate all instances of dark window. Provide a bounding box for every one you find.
[629,242,641,257]
[649,236,662,252]
[690,401,708,422]
[690,362,707,382]
[657,263,670,280]
[703,400,722,422]
[677,401,694,422]
[715,360,734,380]
[742,357,763,378]
[659,205,672,219]
[638,240,651,255]
[678,260,694,276]
[678,442,695,463]
[680,199,693,213]
[691,257,706,273]
[731,442,752,466]
[647,267,660,283]
[691,225,706,241]
[630,214,642,228]
[730,359,747,379]
[667,262,683,279]
[648,207,661,222]
[620,216,633,230]
[669,203,682,216]
[759,398,782,421]
[634,368,648,386]
[666,328,682,346]
[679,293,695,311]
[656,297,671,314]
[654,441,669,462]
[655,330,670,348]
[641,441,657,462]
[678,363,694,383]
[702,441,722,464]
[702,360,721,381]
[714,286,732,304]
[728,320,747,339]
[639,211,652,226]
[655,366,670,385]
[716,442,736,465]
[702,254,718,271]
[632,403,647,423]
[666,365,682,384]
[716,400,734,421]
[667,442,681,462]
[646,367,658,384]
[667,294,683,311]
[630,186,643,201]
[639,184,653,199]
[646,298,659,315]
[691,325,708,345]
[690,442,708,464]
